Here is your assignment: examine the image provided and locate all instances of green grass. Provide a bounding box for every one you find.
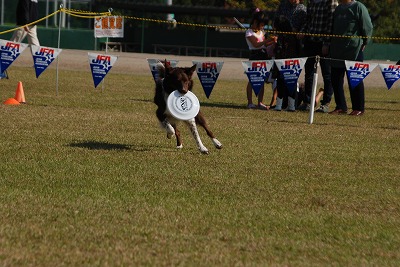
[1,66,400,266]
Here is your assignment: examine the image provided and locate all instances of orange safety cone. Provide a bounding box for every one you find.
[3,98,20,105]
[14,81,26,103]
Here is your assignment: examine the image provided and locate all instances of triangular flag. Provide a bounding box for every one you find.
[274,57,307,94]
[242,60,274,96]
[192,61,224,98]
[147,58,179,82]
[378,63,400,90]
[31,45,62,78]
[0,39,28,73]
[345,60,378,89]
[88,53,118,88]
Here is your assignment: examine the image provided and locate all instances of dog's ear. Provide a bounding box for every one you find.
[164,59,171,68]
[164,59,173,75]
[186,64,197,77]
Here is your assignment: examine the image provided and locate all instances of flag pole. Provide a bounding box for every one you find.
[308,56,320,124]
[56,4,63,96]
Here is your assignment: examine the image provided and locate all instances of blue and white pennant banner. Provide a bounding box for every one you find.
[88,52,118,88]
[274,57,307,94]
[193,61,224,98]
[378,63,400,90]
[345,61,378,89]
[31,45,62,78]
[0,39,29,73]
[242,60,274,96]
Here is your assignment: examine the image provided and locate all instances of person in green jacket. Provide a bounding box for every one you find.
[328,0,373,116]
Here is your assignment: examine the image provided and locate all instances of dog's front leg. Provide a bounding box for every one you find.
[185,118,209,154]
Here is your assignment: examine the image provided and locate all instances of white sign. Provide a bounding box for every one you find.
[94,16,124,38]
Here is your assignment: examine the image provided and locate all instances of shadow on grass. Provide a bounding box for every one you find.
[200,102,245,109]
[69,141,148,151]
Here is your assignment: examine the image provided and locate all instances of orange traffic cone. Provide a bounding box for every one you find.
[3,98,20,105]
[14,81,26,103]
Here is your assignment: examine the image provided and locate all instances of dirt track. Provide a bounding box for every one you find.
[13,48,395,87]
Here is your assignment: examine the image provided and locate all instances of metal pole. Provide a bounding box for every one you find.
[1,0,5,25]
[61,0,66,28]
[46,0,49,27]
[67,0,71,29]
[56,4,63,96]
[308,56,320,124]
[54,0,58,26]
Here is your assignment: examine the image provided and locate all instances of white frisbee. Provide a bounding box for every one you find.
[167,90,200,120]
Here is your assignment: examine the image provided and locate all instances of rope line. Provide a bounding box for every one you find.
[0,10,61,35]
[0,8,399,41]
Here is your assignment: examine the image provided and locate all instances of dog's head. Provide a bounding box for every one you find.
[162,61,196,95]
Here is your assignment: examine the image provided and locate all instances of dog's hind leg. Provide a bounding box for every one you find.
[195,111,222,149]
[185,118,209,154]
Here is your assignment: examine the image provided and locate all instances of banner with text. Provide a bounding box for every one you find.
[378,63,400,90]
[88,53,118,88]
[94,16,124,38]
[31,45,62,78]
[0,39,28,73]
[274,57,307,94]
[242,60,274,96]
[345,61,378,89]
[193,61,224,98]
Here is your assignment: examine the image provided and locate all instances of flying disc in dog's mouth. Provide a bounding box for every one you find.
[167,90,200,120]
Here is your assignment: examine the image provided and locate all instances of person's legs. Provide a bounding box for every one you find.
[257,85,267,108]
[246,82,255,108]
[269,81,278,107]
[349,81,365,111]
[330,66,347,112]
[349,51,365,112]
[26,25,40,46]
[319,57,333,105]
[10,28,27,43]
[274,77,286,111]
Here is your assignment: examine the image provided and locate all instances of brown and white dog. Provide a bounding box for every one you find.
[153,61,222,154]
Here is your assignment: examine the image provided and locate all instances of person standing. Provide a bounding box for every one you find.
[328,0,373,116]
[273,0,307,111]
[298,0,338,113]
[244,8,276,110]
[10,0,40,46]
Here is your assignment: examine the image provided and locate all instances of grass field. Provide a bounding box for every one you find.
[1,66,400,266]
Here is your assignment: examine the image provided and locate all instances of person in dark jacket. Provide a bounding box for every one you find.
[10,0,40,46]
[328,0,373,116]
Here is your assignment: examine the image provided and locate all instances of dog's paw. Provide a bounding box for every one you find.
[199,146,209,154]
[212,138,223,149]
[176,144,183,149]
[167,132,174,139]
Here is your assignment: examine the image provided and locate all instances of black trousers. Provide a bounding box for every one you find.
[303,40,333,105]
